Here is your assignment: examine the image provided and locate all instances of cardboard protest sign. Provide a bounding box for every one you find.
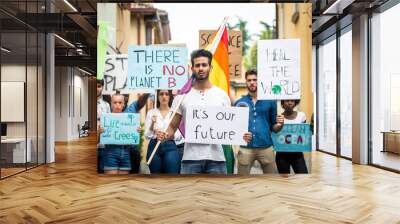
[103,54,128,94]
[271,124,312,152]
[127,46,189,90]
[199,30,243,81]
[257,39,301,100]
[185,106,249,145]
[100,113,140,145]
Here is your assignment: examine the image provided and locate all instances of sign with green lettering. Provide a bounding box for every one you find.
[257,39,301,100]
[100,113,140,145]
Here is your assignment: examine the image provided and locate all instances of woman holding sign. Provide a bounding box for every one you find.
[145,90,183,174]
[276,100,308,174]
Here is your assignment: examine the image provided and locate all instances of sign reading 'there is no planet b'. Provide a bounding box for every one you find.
[100,113,140,145]
[185,106,249,145]
[127,46,189,90]
[257,39,301,100]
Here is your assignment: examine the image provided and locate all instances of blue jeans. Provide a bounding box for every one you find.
[97,146,105,173]
[104,145,131,171]
[181,160,227,174]
[146,139,180,174]
[176,143,184,164]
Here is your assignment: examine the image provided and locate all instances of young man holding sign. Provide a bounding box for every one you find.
[235,69,285,174]
[156,49,231,174]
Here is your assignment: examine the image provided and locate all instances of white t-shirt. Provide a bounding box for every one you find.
[144,108,184,145]
[284,111,306,124]
[171,86,231,161]
[97,98,110,126]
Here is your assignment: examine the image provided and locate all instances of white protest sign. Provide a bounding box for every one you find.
[185,106,249,145]
[257,39,301,100]
[103,54,128,94]
[102,54,154,95]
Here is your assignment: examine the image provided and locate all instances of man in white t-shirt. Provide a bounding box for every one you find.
[156,49,231,174]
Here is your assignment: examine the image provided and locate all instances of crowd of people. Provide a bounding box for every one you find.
[97,49,309,175]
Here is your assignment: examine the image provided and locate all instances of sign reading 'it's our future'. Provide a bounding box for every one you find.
[257,39,301,100]
[185,106,249,145]
[127,46,189,90]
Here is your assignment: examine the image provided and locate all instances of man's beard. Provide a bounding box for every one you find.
[247,86,257,93]
[195,72,209,80]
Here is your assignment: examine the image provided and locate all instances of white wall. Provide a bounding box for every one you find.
[1,65,33,138]
[55,66,69,141]
[1,64,46,164]
[54,67,89,141]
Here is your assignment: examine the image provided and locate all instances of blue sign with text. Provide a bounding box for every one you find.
[127,46,188,90]
[100,113,140,145]
[272,124,312,152]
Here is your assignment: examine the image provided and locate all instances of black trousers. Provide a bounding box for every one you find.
[275,152,308,174]
[129,147,141,174]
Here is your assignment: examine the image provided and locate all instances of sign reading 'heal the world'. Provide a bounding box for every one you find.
[271,124,312,152]
[257,39,301,100]
[185,106,249,145]
[127,46,189,90]
[100,113,140,145]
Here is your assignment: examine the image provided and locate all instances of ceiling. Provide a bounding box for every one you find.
[0,0,98,74]
[311,0,390,44]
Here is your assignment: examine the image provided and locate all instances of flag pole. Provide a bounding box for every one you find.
[147,17,228,166]
[154,91,157,109]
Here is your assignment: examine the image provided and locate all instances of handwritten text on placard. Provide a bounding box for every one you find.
[257,39,300,100]
[185,106,249,145]
[271,124,312,152]
[127,46,189,90]
[100,113,140,145]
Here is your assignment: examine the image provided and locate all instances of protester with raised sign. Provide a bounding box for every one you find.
[97,79,111,174]
[98,94,133,174]
[275,100,308,174]
[144,90,184,174]
[156,49,231,174]
[234,69,284,174]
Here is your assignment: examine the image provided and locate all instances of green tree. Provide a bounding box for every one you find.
[228,17,251,56]
[244,20,276,70]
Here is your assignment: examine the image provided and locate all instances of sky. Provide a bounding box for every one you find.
[153,3,276,53]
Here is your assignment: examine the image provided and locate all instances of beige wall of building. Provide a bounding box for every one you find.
[277,3,313,121]
[105,3,170,158]
[116,7,146,53]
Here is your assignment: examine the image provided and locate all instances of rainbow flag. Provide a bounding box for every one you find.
[207,18,234,173]
[176,18,231,137]
[206,18,230,95]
